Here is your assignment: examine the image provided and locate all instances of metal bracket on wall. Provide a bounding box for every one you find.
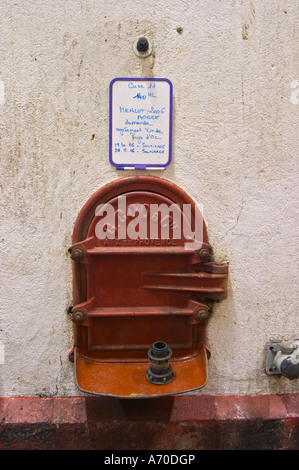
[266,340,299,380]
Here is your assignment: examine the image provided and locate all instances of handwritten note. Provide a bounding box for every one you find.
[109,78,173,168]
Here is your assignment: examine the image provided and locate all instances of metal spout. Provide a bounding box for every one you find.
[146,341,175,385]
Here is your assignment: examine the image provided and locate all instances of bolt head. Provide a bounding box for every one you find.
[71,309,87,323]
[195,308,210,321]
[70,246,86,261]
[137,37,149,52]
[197,248,211,262]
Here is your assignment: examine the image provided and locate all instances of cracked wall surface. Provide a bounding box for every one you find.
[0,0,298,396]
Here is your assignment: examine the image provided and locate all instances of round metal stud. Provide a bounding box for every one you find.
[137,37,149,52]
[69,246,86,261]
[71,309,87,324]
[194,307,210,321]
[133,36,152,57]
[196,247,211,262]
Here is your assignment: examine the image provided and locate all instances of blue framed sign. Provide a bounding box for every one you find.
[109,78,173,170]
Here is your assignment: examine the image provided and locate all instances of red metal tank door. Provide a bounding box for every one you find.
[69,176,228,397]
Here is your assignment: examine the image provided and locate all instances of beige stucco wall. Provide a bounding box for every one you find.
[0,0,298,397]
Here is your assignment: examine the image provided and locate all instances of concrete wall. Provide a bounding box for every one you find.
[0,0,298,397]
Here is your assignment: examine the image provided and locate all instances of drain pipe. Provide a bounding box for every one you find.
[266,339,299,380]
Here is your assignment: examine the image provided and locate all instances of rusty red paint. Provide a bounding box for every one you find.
[70,176,228,397]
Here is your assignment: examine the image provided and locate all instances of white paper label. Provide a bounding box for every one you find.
[109,78,172,167]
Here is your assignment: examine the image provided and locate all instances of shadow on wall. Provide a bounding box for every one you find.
[85,396,175,450]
